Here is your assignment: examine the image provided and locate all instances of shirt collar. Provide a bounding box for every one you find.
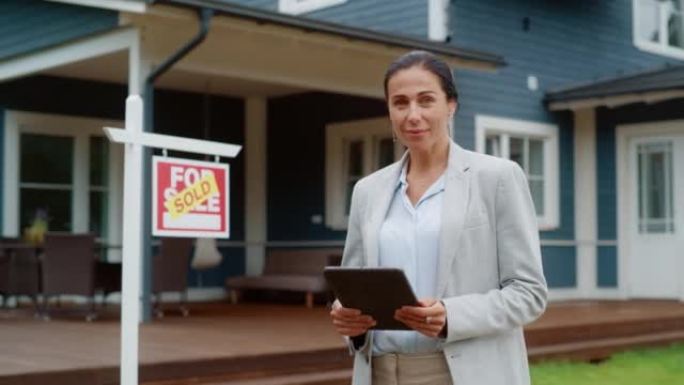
[397,159,447,195]
[398,159,409,188]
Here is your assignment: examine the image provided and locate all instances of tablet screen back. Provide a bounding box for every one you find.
[324,267,418,330]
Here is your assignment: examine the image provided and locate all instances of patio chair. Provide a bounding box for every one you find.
[0,238,40,313]
[152,237,193,318]
[41,233,97,321]
[95,260,121,307]
[0,238,16,306]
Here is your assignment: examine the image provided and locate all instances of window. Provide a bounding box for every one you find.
[19,134,111,237]
[637,141,674,233]
[19,133,74,232]
[326,118,400,229]
[634,0,684,59]
[279,0,347,15]
[19,132,110,237]
[475,115,560,230]
[3,111,122,246]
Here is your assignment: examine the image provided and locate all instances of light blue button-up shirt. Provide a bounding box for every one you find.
[372,161,446,355]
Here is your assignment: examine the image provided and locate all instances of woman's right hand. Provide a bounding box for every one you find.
[329,301,377,337]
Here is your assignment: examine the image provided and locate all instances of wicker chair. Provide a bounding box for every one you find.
[152,238,193,318]
[0,238,41,313]
[41,233,97,321]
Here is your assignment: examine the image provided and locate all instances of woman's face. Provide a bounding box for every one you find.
[386,66,456,153]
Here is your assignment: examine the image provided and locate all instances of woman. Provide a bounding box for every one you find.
[329,51,547,385]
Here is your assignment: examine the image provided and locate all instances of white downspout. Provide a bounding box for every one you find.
[428,0,450,41]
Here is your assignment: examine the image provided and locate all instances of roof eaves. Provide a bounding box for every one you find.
[151,0,506,68]
[545,64,684,103]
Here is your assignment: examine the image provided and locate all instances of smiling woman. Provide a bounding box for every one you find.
[329,51,548,385]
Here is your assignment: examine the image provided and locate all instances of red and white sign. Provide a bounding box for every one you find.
[152,156,230,238]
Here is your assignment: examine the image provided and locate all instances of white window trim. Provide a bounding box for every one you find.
[2,111,123,247]
[279,0,348,15]
[325,117,401,230]
[475,114,560,231]
[632,0,684,60]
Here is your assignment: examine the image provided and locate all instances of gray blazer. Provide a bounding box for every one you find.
[341,141,547,385]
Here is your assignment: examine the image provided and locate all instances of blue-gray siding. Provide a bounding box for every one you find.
[223,0,277,12]
[224,0,428,38]
[596,108,617,241]
[541,246,576,288]
[0,0,118,61]
[451,0,681,170]
[0,76,246,287]
[597,246,617,288]
[450,0,683,289]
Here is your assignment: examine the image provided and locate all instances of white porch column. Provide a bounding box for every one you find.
[245,97,267,276]
[574,108,598,298]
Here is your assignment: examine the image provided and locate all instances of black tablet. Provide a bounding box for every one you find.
[324,267,419,330]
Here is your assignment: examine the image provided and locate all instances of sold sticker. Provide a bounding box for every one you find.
[152,156,230,238]
[164,173,219,219]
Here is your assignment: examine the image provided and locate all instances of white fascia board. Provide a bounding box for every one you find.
[548,90,684,111]
[0,27,138,82]
[104,128,243,158]
[46,0,147,13]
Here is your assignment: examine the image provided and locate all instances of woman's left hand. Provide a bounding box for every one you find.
[394,298,447,338]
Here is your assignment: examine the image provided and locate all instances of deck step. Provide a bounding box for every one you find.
[141,349,352,385]
[528,330,684,362]
[162,369,353,385]
[148,322,684,384]
[525,316,684,346]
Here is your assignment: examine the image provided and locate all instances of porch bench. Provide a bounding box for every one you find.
[225,248,342,308]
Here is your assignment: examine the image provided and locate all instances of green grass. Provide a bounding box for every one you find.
[531,344,684,385]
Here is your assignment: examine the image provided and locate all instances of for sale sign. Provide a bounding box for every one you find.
[152,156,229,238]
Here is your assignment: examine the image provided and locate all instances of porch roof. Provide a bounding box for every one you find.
[154,0,506,69]
[2,0,505,99]
[545,64,684,111]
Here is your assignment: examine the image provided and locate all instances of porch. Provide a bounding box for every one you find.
[1,300,684,385]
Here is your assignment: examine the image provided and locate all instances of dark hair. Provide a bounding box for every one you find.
[383,50,458,103]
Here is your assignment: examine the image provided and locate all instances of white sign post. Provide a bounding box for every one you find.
[104,97,241,385]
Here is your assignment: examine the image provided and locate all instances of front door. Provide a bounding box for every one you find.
[626,134,684,298]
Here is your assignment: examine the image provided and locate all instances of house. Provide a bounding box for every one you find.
[1,0,682,308]
[0,0,501,311]
[444,0,684,301]
[223,0,684,301]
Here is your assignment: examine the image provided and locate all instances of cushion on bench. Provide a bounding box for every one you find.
[225,248,341,294]
[226,274,327,293]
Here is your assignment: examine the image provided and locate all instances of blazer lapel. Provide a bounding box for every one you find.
[436,141,471,297]
[364,152,407,267]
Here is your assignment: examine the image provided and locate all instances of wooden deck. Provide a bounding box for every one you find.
[1,300,683,385]
[526,300,684,362]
